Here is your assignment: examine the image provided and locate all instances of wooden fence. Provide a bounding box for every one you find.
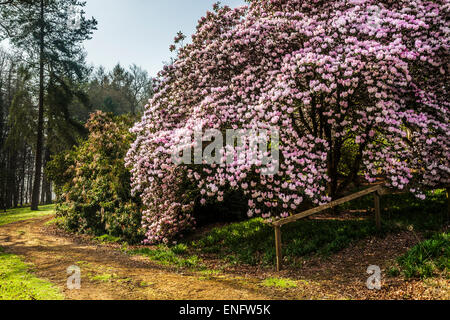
[270,184,386,272]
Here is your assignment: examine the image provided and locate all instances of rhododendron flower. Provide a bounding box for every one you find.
[127,0,449,244]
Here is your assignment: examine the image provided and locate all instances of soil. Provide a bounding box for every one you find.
[0,216,448,300]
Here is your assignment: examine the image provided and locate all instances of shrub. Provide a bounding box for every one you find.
[126,0,449,243]
[397,232,449,279]
[47,111,144,243]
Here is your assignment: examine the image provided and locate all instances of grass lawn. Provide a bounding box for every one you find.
[0,204,55,227]
[389,232,449,279]
[130,245,202,269]
[0,247,64,300]
[0,204,63,300]
[262,277,298,288]
[138,190,448,270]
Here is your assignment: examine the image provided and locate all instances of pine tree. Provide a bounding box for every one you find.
[1,0,96,210]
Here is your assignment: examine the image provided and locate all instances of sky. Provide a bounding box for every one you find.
[83,0,246,77]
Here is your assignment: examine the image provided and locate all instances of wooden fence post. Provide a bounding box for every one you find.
[274,226,282,272]
[447,187,450,221]
[271,185,385,271]
[374,191,381,229]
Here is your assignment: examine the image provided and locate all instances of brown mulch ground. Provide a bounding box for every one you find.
[195,230,449,300]
[0,217,281,300]
[0,216,448,300]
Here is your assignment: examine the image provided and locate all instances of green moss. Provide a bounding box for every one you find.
[397,232,449,279]
[0,250,64,300]
[44,216,65,227]
[262,277,297,289]
[89,272,119,282]
[131,246,202,269]
[94,234,122,244]
[0,205,55,226]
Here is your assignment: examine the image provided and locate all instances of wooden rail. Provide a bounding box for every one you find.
[446,188,450,221]
[272,184,385,272]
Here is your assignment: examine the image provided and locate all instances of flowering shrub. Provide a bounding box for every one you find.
[48,111,144,243]
[126,0,449,244]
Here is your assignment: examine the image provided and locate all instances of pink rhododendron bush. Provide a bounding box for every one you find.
[126,0,450,244]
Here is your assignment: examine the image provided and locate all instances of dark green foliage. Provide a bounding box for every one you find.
[191,217,381,266]
[340,189,448,231]
[94,234,122,244]
[338,138,360,177]
[193,189,249,226]
[0,0,97,80]
[189,191,448,267]
[83,64,153,118]
[0,0,97,210]
[0,52,37,210]
[130,246,201,269]
[396,233,449,279]
[47,111,144,243]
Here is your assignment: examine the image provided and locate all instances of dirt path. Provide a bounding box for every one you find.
[0,216,286,300]
[1,216,448,300]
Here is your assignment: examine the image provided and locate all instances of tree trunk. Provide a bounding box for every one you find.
[6,150,16,208]
[45,181,52,204]
[19,146,26,206]
[447,187,449,222]
[12,152,19,208]
[20,152,25,207]
[41,146,52,204]
[0,77,3,211]
[31,0,45,211]
[29,149,34,205]
[40,171,47,204]
[326,139,343,200]
[26,150,33,205]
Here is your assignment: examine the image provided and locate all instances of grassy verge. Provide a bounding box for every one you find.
[0,247,64,300]
[131,190,447,269]
[262,277,298,289]
[130,244,203,269]
[389,232,449,279]
[94,234,122,244]
[193,190,448,267]
[192,216,382,266]
[0,204,55,226]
